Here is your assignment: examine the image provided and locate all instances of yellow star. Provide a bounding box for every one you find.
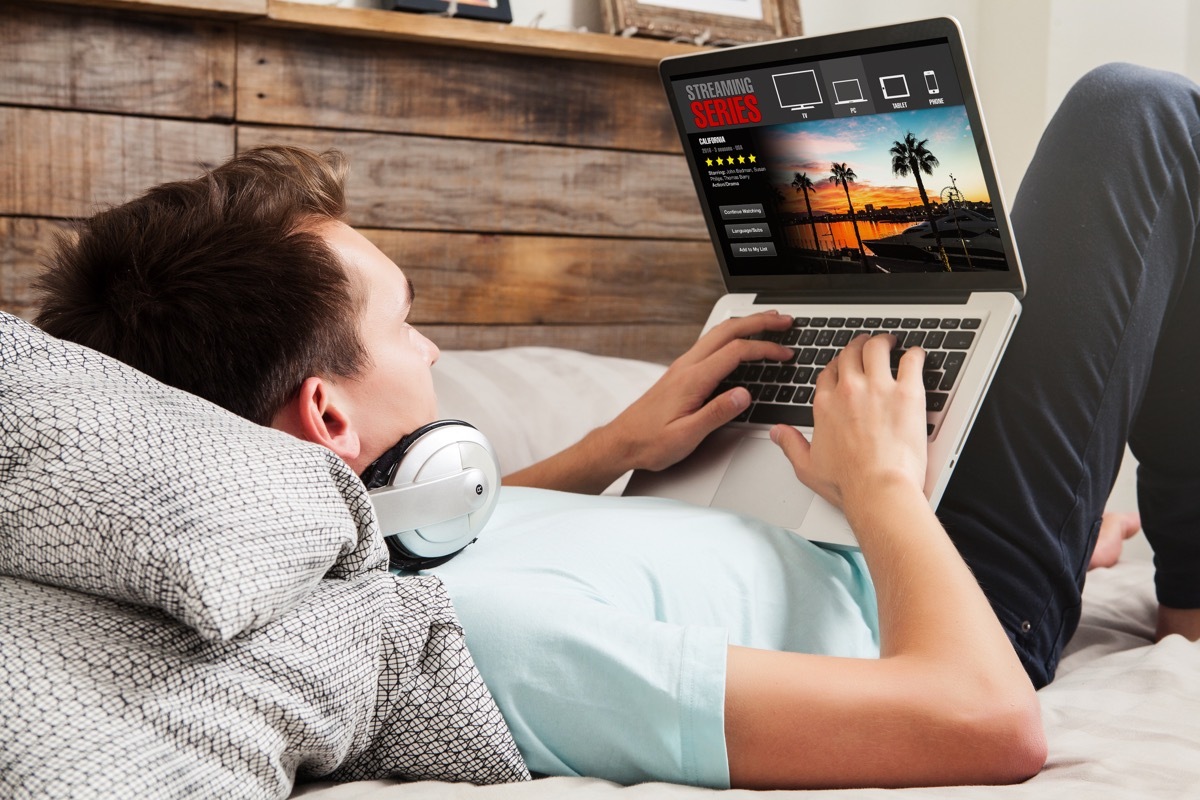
[716,157,724,166]
[737,155,746,164]
[705,158,713,167]
[748,154,757,163]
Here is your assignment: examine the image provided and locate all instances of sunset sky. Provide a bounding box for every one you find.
[759,105,989,215]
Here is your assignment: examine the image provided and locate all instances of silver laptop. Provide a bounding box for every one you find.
[624,18,1025,549]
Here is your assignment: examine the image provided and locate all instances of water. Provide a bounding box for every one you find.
[784,219,916,254]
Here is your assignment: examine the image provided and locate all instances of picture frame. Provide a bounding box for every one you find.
[393,0,513,24]
[602,0,802,45]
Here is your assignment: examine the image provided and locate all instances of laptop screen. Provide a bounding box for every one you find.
[661,19,1024,297]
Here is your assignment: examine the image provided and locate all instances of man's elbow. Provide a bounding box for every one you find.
[951,688,1048,785]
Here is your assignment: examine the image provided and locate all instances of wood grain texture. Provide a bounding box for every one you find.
[237,126,707,240]
[1,2,236,120]
[0,108,234,218]
[4,1,721,364]
[420,323,701,364]
[238,27,680,152]
[359,229,722,325]
[0,217,75,318]
[1,2,236,119]
[262,0,703,67]
[43,0,266,19]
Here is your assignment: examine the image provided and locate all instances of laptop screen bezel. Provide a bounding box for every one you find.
[659,17,1026,300]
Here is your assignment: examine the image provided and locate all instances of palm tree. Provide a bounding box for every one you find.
[890,131,950,270]
[766,184,787,222]
[791,171,823,257]
[828,162,867,268]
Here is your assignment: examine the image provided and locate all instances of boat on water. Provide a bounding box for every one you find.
[863,209,1007,270]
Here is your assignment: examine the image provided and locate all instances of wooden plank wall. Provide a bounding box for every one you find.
[0,0,722,362]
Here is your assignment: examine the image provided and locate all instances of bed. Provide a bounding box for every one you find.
[2,327,1198,799]
[294,346,1200,800]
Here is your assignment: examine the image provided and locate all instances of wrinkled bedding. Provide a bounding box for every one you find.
[294,348,1200,799]
[4,331,1196,799]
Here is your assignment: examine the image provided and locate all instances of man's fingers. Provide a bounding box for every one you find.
[679,387,751,442]
[896,345,927,384]
[769,424,811,479]
[834,332,870,377]
[678,312,793,367]
[861,333,896,375]
[691,338,792,390]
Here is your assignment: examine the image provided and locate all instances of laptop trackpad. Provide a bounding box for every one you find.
[710,437,815,529]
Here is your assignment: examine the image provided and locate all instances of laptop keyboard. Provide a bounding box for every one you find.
[717,315,982,436]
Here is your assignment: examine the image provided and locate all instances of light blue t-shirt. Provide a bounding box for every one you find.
[422,487,879,788]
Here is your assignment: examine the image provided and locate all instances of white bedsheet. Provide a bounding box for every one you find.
[294,348,1200,799]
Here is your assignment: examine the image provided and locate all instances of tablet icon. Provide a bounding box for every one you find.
[879,74,910,100]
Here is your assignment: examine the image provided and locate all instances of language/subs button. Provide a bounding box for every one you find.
[731,241,778,257]
[725,222,772,239]
[719,203,765,221]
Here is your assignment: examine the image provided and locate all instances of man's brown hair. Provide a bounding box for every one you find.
[35,145,368,426]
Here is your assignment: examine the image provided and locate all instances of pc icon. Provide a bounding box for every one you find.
[832,78,866,105]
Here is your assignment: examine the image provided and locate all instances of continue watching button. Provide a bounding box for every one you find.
[719,203,765,221]
[731,241,777,257]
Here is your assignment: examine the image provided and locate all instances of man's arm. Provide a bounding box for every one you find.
[724,335,1046,789]
[503,311,794,494]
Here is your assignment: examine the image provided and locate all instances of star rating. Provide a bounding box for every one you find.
[705,153,758,170]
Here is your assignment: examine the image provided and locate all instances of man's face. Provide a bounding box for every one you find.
[317,220,440,472]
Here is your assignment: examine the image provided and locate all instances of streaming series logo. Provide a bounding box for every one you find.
[685,76,762,129]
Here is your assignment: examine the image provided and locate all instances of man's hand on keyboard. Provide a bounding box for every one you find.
[770,334,929,511]
[603,311,794,473]
[502,311,794,494]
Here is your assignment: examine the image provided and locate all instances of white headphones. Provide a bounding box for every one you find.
[360,420,501,571]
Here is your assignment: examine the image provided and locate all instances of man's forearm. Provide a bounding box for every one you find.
[502,424,631,495]
[724,478,1045,789]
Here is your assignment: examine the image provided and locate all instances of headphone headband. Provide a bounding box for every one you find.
[361,420,501,571]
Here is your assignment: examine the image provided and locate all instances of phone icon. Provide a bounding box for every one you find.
[924,70,940,95]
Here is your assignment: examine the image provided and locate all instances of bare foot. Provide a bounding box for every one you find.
[1088,512,1142,570]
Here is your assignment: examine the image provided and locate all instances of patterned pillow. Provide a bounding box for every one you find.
[0,565,529,798]
[0,312,387,641]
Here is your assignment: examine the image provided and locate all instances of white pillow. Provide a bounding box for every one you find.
[432,347,665,478]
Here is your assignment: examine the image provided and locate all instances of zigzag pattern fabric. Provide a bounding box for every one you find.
[0,313,529,798]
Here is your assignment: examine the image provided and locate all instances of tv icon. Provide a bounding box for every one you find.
[879,74,910,100]
[773,70,823,111]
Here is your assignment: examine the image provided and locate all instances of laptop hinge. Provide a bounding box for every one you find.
[754,291,972,305]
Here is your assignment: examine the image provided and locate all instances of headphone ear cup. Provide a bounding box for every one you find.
[367,420,501,571]
[384,536,462,572]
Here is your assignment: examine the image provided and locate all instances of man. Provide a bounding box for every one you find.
[33,63,1199,789]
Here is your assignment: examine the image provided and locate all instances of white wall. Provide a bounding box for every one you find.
[328,0,1200,195]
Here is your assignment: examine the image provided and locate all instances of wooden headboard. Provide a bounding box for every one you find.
[0,0,724,364]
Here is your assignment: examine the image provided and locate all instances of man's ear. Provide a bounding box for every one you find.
[272,376,362,465]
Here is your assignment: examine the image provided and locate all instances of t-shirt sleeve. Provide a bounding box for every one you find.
[445,582,731,788]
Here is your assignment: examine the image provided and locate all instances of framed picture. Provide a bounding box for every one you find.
[393,0,513,24]
[602,0,801,44]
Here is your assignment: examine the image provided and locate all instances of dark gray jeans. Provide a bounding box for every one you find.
[940,63,1200,687]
